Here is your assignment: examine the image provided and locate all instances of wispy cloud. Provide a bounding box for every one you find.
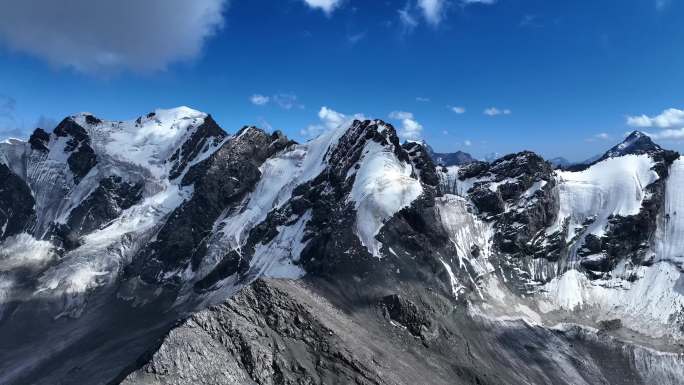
[398,7,419,32]
[585,132,612,142]
[347,32,366,45]
[250,94,270,106]
[464,139,472,146]
[273,93,304,110]
[302,0,343,15]
[416,97,431,103]
[462,0,496,5]
[389,110,423,139]
[483,107,511,116]
[656,0,671,11]
[519,14,542,28]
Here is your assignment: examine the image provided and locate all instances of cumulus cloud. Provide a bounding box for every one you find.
[250,94,270,106]
[418,0,447,25]
[644,128,684,140]
[484,107,511,116]
[0,0,227,74]
[627,108,684,129]
[389,110,423,139]
[450,106,466,114]
[301,106,363,138]
[302,0,342,14]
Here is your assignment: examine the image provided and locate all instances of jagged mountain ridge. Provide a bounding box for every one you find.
[1,108,683,384]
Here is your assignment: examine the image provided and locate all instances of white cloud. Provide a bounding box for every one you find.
[250,94,270,106]
[464,140,472,146]
[302,0,342,14]
[0,0,227,74]
[627,108,684,129]
[484,107,511,116]
[644,128,684,140]
[389,110,423,139]
[450,106,466,114]
[301,106,363,138]
[416,97,431,102]
[418,0,447,25]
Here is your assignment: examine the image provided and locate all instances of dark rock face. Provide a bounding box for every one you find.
[167,115,227,180]
[128,127,291,286]
[403,141,440,187]
[0,164,36,240]
[380,294,431,337]
[28,128,50,152]
[54,118,97,184]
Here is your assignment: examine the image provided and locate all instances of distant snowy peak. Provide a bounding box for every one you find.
[548,157,571,168]
[599,130,664,161]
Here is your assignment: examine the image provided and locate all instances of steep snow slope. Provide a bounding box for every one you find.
[551,154,658,240]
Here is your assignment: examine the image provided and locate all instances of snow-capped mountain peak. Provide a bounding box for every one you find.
[600,130,662,160]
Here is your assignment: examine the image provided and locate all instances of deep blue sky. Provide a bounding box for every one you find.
[1,0,683,161]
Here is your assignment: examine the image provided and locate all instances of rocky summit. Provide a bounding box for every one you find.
[1,108,684,385]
